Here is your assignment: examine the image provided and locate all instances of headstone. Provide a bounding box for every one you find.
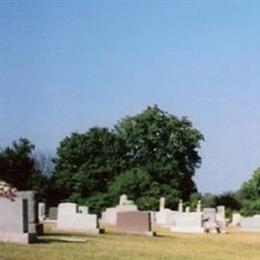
[48,207,58,220]
[155,209,177,227]
[101,194,138,225]
[185,206,190,213]
[149,211,157,223]
[116,211,154,236]
[178,200,183,212]
[58,202,76,215]
[118,194,135,207]
[38,202,46,221]
[16,191,42,235]
[240,215,260,232]
[203,208,218,233]
[171,212,204,233]
[119,194,128,205]
[16,191,37,224]
[57,202,100,234]
[159,197,165,211]
[216,206,226,230]
[196,200,201,213]
[231,213,241,227]
[203,208,216,223]
[0,197,37,243]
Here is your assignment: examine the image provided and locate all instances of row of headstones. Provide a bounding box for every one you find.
[37,196,260,234]
[3,192,260,244]
[39,194,153,237]
[41,195,226,235]
[155,197,227,233]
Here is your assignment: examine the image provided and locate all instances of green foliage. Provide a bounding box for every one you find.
[115,105,204,202]
[189,192,202,210]
[108,167,161,210]
[201,193,217,208]
[49,127,128,208]
[109,168,151,200]
[0,138,48,198]
[200,192,240,218]
[215,192,240,211]
[47,105,204,213]
[237,168,260,216]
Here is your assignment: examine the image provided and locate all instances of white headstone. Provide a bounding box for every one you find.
[57,203,100,234]
[185,206,190,213]
[171,212,204,233]
[159,197,165,211]
[38,202,46,221]
[119,194,128,205]
[240,215,260,232]
[216,206,226,230]
[178,200,183,212]
[231,213,241,227]
[196,200,201,213]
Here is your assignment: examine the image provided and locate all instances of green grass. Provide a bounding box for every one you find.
[0,227,260,260]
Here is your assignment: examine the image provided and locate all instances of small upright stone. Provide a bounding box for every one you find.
[120,194,128,205]
[196,200,201,213]
[178,200,183,212]
[38,202,46,221]
[48,207,58,220]
[159,197,165,211]
[231,213,241,227]
[185,206,190,213]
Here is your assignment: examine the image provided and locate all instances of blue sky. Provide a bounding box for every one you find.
[1,1,260,193]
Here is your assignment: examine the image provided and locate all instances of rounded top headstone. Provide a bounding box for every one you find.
[119,194,128,205]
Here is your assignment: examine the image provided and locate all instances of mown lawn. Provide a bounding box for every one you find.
[0,227,260,260]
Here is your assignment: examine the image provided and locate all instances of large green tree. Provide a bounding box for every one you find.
[49,127,128,208]
[114,105,204,209]
[51,106,204,213]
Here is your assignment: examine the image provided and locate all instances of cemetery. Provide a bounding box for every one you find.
[2,0,260,258]
[1,99,260,259]
[1,184,260,259]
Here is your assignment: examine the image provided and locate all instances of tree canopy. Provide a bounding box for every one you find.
[4,107,260,217]
[116,106,203,203]
[237,168,260,216]
[0,138,47,197]
[50,105,204,213]
[49,127,128,207]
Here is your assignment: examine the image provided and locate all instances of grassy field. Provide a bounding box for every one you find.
[0,226,260,260]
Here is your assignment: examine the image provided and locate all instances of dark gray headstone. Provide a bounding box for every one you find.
[16,191,37,224]
[48,207,58,220]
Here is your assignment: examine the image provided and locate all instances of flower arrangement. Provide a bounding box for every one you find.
[0,181,17,200]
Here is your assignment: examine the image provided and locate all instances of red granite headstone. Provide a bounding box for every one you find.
[116,211,154,236]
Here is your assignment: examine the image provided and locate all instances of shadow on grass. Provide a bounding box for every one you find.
[36,235,88,244]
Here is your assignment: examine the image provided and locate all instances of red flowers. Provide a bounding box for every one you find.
[0,181,17,200]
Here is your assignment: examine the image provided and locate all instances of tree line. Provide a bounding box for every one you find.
[0,105,259,216]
